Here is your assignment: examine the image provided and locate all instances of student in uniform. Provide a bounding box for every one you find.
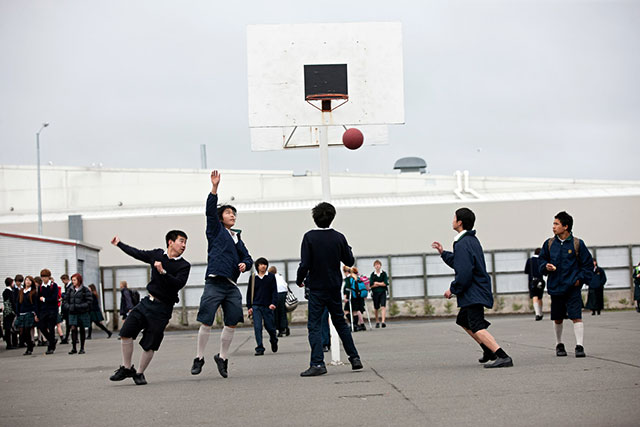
[59,274,72,344]
[15,276,37,355]
[109,230,190,385]
[369,260,389,328]
[432,207,513,368]
[87,284,112,339]
[64,274,92,354]
[37,269,60,355]
[525,248,545,321]
[269,266,290,337]
[296,202,363,376]
[246,258,278,356]
[191,170,253,378]
[538,211,593,358]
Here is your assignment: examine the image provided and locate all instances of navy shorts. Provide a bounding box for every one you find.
[456,304,491,333]
[372,291,387,309]
[550,286,583,320]
[196,277,244,327]
[119,296,174,351]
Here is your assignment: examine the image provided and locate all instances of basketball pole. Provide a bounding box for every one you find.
[318,124,343,366]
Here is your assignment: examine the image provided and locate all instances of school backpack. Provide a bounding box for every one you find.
[547,236,580,257]
[351,278,368,299]
[131,290,141,306]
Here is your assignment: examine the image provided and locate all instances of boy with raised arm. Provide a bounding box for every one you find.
[109,230,190,385]
[191,170,253,378]
[432,207,513,368]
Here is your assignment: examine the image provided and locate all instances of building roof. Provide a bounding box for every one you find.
[0,231,101,251]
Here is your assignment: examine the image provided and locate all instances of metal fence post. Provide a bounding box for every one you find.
[111,267,118,330]
[387,255,393,300]
[422,253,428,298]
[181,288,188,326]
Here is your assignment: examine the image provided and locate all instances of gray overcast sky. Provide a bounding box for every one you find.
[1,0,639,180]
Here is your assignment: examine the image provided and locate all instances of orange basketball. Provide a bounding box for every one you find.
[342,128,364,150]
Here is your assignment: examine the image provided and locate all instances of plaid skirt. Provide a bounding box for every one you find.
[69,313,91,327]
[14,312,36,328]
[90,310,104,322]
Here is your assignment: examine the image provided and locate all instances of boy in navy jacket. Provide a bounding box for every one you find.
[538,211,593,358]
[246,257,278,356]
[432,208,513,368]
[191,170,253,378]
[37,269,60,355]
[296,202,363,376]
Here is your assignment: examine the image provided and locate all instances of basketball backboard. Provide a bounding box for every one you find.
[247,22,404,151]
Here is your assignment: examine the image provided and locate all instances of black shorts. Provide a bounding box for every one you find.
[550,287,583,320]
[529,288,544,299]
[345,297,365,313]
[196,277,244,327]
[455,304,490,333]
[372,291,387,309]
[119,296,174,351]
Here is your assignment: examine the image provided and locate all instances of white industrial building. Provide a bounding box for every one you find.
[1,165,639,328]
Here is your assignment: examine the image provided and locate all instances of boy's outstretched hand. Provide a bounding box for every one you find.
[111,236,120,246]
[431,241,444,254]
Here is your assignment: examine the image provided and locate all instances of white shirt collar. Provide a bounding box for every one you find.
[454,230,467,242]
[227,228,238,244]
[313,227,334,231]
[163,250,183,261]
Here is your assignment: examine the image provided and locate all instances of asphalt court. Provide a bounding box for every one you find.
[1,311,639,426]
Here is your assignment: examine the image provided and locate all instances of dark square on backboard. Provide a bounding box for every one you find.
[304,64,348,99]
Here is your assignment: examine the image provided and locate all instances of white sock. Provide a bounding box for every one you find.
[554,322,563,345]
[219,326,235,360]
[573,322,584,346]
[121,338,134,369]
[534,302,542,316]
[196,324,211,359]
[138,350,154,373]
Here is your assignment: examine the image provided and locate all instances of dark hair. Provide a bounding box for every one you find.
[255,257,269,268]
[89,284,98,297]
[4,277,13,287]
[20,276,37,304]
[555,211,573,232]
[40,268,52,278]
[217,205,237,221]
[34,276,42,286]
[534,248,541,255]
[455,207,476,230]
[60,274,69,280]
[71,273,83,286]
[312,202,336,228]
[373,260,382,266]
[165,230,188,247]
[14,274,24,283]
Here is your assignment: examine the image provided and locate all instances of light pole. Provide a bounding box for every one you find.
[36,122,49,235]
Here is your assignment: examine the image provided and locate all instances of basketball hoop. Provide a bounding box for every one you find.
[305,93,349,112]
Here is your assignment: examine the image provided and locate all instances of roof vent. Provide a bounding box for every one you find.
[393,157,427,174]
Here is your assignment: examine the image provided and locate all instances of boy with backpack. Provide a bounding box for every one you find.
[538,211,593,358]
[344,267,367,331]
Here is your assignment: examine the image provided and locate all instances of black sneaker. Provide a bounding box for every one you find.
[349,356,363,370]
[375,322,380,328]
[535,315,542,321]
[191,357,205,375]
[556,343,567,357]
[381,323,386,328]
[132,372,147,385]
[213,353,228,378]
[270,339,278,353]
[78,349,85,354]
[484,356,513,368]
[110,365,136,381]
[23,349,32,356]
[478,352,497,363]
[285,328,290,336]
[575,345,586,358]
[255,349,265,356]
[68,348,77,354]
[60,338,68,345]
[277,331,284,337]
[45,349,55,355]
[322,345,330,352]
[300,365,327,377]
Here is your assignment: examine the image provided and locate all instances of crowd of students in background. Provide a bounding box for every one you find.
[1,270,111,356]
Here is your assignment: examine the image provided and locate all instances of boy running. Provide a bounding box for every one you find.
[432,207,513,368]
